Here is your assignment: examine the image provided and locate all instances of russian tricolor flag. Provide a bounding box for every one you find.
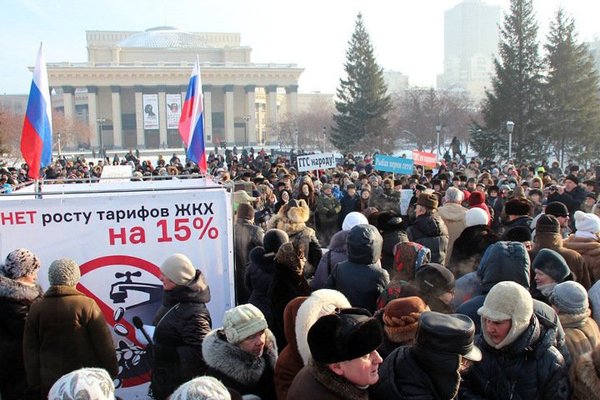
[179,57,207,174]
[21,43,53,180]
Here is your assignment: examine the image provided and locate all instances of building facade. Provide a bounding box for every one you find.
[47,27,303,150]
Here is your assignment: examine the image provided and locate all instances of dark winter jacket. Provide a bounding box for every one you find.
[0,276,43,400]
[380,230,409,274]
[373,346,461,400]
[407,212,449,264]
[151,270,212,400]
[338,193,360,227]
[23,286,118,399]
[548,186,587,222]
[234,218,264,303]
[448,225,499,278]
[202,328,278,400]
[288,360,369,400]
[501,215,532,237]
[461,314,570,400]
[325,224,389,314]
[245,246,276,322]
[311,230,349,290]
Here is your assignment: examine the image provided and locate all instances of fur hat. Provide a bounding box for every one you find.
[383,297,428,344]
[286,198,310,223]
[295,289,351,365]
[415,263,455,297]
[468,191,486,206]
[233,190,256,205]
[342,211,368,231]
[465,208,489,227]
[545,202,569,218]
[48,368,115,400]
[376,211,403,232]
[532,248,570,283]
[170,376,233,400]
[237,203,255,221]
[1,248,41,279]
[322,183,333,191]
[536,214,560,234]
[550,281,589,315]
[48,258,80,287]
[263,229,289,256]
[416,312,482,361]
[308,307,383,364]
[478,281,533,349]
[417,193,438,210]
[160,253,196,286]
[223,304,268,344]
[574,211,600,234]
[502,226,532,243]
[504,198,530,216]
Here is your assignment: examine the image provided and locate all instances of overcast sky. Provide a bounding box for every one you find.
[1,0,598,95]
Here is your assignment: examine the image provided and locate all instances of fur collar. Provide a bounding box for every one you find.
[572,350,600,396]
[0,274,43,302]
[564,235,600,257]
[559,310,590,329]
[202,328,277,385]
[310,360,369,400]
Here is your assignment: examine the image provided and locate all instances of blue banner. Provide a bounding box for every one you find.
[374,154,414,175]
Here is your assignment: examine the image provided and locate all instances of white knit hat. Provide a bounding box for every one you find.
[160,253,196,286]
[574,211,600,234]
[170,376,231,400]
[478,281,533,349]
[223,304,268,344]
[342,211,369,231]
[48,368,115,400]
[48,258,81,287]
[465,208,489,228]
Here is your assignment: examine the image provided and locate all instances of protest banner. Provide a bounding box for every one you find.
[374,154,414,175]
[296,152,336,172]
[412,150,438,168]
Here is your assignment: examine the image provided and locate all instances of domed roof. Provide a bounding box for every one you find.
[118,27,213,49]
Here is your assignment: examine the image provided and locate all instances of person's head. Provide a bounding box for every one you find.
[504,198,530,218]
[465,208,489,228]
[346,183,356,197]
[159,253,197,290]
[545,202,569,228]
[376,210,403,233]
[502,226,533,250]
[346,224,383,265]
[262,229,289,256]
[478,281,534,349]
[1,248,41,282]
[564,174,579,191]
[308,308,383,386]
[550,281,589,316]
[322,183,333,195]
[574,210,600,238]
[532,248,570,287]
[48,368,116,400]
[170,376,232,400]
[391,241,431,282]
[382,297,429,345]
[236,203,255,222]
[48,258,81,287]
[444,186,464,205]
[342,211,368,232]
[416,192,438,216]
[361,188,370,199]
[275,242,306,274]
[223,304,269,357]
[415,263,456,305]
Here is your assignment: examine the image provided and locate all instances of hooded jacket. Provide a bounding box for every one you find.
[325,224,389,313]
[151,270,212,400]
[437,202,467,265]
[407,212,449,264]
[0,275,43,400]
[245,246,276,322]
[311,230,349,290]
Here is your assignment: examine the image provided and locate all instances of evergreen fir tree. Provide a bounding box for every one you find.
[543,7,600,165]
[473,0,546,162]
[331,13,392,153]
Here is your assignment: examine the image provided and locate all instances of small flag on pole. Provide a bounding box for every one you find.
[179,56,207,173]
[21,43,53,180]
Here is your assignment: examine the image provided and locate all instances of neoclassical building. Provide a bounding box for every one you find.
[47,27,303,149]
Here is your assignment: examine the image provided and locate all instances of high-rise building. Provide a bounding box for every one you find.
[437,0,501,102]
[383,70,409,94]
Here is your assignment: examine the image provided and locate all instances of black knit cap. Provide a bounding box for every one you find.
[504,198,530,216]
[565,174,579,185]
[545,202,569,218]
[307,308,383,364]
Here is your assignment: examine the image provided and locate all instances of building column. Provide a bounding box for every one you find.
[111,86,123,148]
[265,85,278,144]
[158,86,168,148]
[202,85,213,144]
[62,86,76,120]
[223,85,234,145]
[244,85,257,145]
[134,85,145,148]
[87,86,99,149]
[286,85,299,117]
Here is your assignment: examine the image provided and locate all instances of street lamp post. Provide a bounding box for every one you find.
[322,126,327,152]
[96,118,106,159]
[242,115,250,147]
[506,121,514,161]
[57,131,62,158]
[294,127,299,150]
[436,124,442,156]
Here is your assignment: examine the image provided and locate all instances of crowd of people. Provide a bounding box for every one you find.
[3,147,600,399]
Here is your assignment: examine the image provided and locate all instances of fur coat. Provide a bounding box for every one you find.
[288,360,369,400]
[571,348,600,400]
[563,235,600,282]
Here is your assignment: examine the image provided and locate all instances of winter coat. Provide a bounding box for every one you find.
[563,234,600,282]
[274,296,307,400]
[558,310,600,364]
[234,218,264,304]
[548,187,587,223]
[0,275,43,400]
[23,286,118,399]
[373,346,461,400]
[532,231,593,289]
[150,270,212,400]
[380,229,408,274]
[437,203,467,265]
[325,225,389,314]
[461,314,570,400]
[311,230,349,290]
[338,193,360,227]
[487,196,504,233]
[500,215,532,237]
[407,212,449,264]
[315,194,342,247]
[448,225,499,278]
[288,360,369,400]
[246,246,276,322]
[202,328,278,400]
[371,190,401,213]
[571,348,600,400]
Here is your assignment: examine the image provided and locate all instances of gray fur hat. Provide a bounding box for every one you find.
[1,248,41,279]
[48,258,81,286]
